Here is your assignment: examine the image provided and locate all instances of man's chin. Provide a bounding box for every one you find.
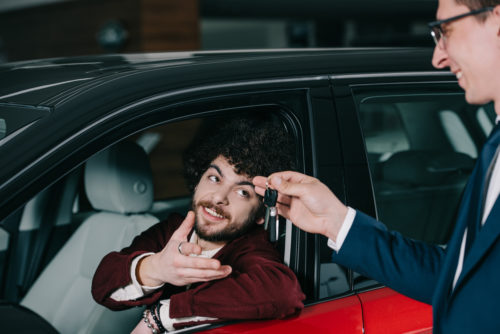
[195,223,226,241]
[464,89,492,106]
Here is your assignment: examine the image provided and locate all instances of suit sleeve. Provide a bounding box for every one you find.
[91,215,183,310]
[169,247,305,325]
[332,210,446,304]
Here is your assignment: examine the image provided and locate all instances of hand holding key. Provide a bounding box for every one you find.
[254,172,348,242]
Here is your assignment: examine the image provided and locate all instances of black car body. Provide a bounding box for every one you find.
[0,48,496,333]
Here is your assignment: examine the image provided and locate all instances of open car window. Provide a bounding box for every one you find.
[1,104,305,334]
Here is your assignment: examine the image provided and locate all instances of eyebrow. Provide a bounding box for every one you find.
[209,164,223,177]
[237,181,255,188]
[208,164,255,189]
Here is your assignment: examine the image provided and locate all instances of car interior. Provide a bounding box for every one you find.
[359,96,495,246]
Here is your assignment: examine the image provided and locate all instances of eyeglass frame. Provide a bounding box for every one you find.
[428,6,494,48]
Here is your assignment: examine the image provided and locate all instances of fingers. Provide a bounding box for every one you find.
[276,202,291,220]
[171,211,196,239]
[177,265,232,282]
[254,171,315,193]
[268,172,314,199]
[253,175,293,206]
[268,170,314,187]
[178,240,202,256]
[177,253,224,270]
[253,176,268,193]
[254,171,316,202]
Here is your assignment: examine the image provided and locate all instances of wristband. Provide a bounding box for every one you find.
[151,304,167,333]
[143,309,159,334]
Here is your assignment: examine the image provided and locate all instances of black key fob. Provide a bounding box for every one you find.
[264,188,278,242]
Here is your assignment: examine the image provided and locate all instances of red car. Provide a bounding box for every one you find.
[0,49,494,333]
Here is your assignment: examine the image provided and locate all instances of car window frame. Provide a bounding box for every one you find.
[0,78,353,332]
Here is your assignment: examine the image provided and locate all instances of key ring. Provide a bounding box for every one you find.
[178,241,185,255]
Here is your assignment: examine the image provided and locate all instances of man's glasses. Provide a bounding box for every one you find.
[428,7,494,49]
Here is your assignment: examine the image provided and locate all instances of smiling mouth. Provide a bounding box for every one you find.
[204,206,225,219]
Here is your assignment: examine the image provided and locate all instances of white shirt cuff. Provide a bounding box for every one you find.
[109,252,163,301]
[159,299,217,331]
[327,207,356,252]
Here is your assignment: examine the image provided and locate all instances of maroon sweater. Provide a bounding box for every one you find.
[92,213,305,328]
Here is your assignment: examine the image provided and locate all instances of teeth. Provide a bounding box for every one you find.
[456,71,463,79]
[205,207,223,218]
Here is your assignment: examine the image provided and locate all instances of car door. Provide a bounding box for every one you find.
[0,73,366,333]
[330,71,496,333]
[181,81,363,333]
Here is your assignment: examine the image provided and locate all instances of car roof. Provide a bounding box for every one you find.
[0,47,452,219]
[0,48,435,107]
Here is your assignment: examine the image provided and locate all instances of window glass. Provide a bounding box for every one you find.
[358,93,479,245]
[319,256,350,299]
[0,118,6,140]
[439,110,477,158]
[135,119,202,200]
[0,226,9,296]
[476,106,494,136]
[361,102,409,157]
[0,228,8,251]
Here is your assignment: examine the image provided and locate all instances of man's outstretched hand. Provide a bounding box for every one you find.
[253,171,348,242]
[137,211,232,287]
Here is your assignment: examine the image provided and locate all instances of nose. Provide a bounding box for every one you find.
[431,45,450,69]
[212,186,230,206]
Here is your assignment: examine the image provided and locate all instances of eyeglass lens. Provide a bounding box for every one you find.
[430,27,443,48]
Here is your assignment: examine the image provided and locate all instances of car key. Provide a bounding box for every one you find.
[264,186,278,242]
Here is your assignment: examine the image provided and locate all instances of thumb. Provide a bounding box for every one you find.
[172,211,196,240]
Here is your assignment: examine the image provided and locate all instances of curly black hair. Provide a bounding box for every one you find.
[183,116,296,194]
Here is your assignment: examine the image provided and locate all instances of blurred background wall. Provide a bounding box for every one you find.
[0,0,437,62]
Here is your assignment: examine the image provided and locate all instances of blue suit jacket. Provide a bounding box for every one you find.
[332,182,500,332]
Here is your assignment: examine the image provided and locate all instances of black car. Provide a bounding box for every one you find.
[0,48,496,333]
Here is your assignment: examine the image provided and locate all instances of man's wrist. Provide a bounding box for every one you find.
[323,204,348,242]
[327,207,356,252]
[137,254,163,287]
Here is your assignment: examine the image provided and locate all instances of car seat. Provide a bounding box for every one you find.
[21,141,160,334]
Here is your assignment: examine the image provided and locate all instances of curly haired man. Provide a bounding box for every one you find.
[92,117,305,332]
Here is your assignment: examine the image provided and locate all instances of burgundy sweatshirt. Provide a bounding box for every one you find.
[91,213,305,329]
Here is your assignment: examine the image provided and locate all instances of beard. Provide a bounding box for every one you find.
[193,200,261,243]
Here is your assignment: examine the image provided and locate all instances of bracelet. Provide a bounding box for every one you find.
[142,309,159,334]
[151,304,167,333]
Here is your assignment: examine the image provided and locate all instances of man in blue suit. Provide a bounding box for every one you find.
[253,0,500,332]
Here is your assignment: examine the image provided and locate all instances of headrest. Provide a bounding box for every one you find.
[382,150,474,186]
[84,141,153,214]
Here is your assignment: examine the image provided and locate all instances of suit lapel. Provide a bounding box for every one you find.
[432,176,476,312]
[452,197,500,294]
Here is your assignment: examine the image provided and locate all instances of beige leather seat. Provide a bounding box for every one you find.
[21,141,159,334]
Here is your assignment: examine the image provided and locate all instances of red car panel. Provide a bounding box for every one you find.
[357,287,432,334]
[201,295,363,334]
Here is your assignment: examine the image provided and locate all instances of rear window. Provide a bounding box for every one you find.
[357,92,480,245]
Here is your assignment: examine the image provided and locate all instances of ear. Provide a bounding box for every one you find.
[493,5,500,31]
[256,217,265,225]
